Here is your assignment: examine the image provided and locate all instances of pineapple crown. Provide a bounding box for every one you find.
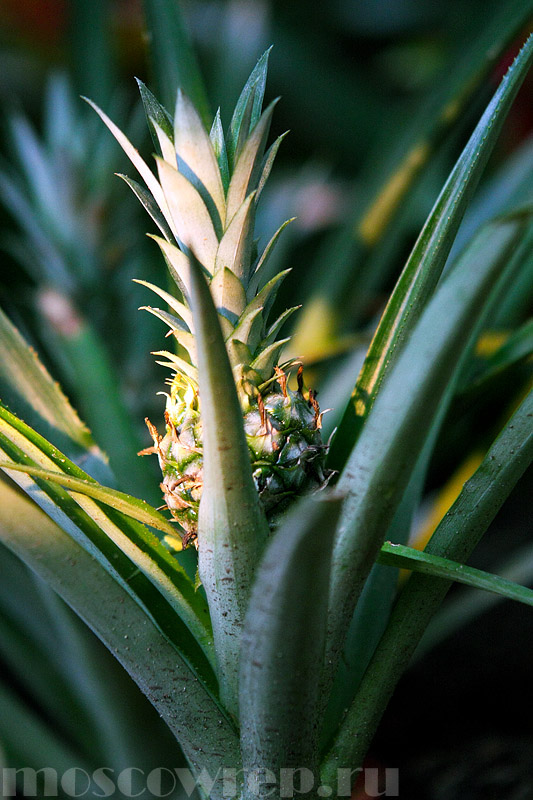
[86,50,298,410]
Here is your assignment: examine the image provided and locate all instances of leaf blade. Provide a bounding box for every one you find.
[321,386,533,783]
[187,252,269,718]
[240,496,341,797]
[328,34,533,471]
[0,476,240,795]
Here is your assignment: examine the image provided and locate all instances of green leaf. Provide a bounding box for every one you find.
[84,97,177,238]
[415,541,533,659]
[230,309,263,357]
[0,476,240,798]
[175,90,226,229]
[0,307,101,461]
[251,338,291,381]
[210,109,230,194]
[0,402,215,674]
[187,252,269,719]
[117,173,175,242]
[354,7,533,251]
[324,214,526,697]
[256,132,288,201]
[141,0,211,127]
[0,461,181,540]
[293,4,533,374]
[134,277,193,330]
[248,218,295,298]
[378,542,533,608]
[136,77,174,151]
[461,317,533,396]
[328,34,533,471]
[240,496,341,799]
[320,386,533,785]
[215,192,256,282]
[43,309,155,500]
[226,100,278,225]
[156,157,219,273]
[227,48,272,170]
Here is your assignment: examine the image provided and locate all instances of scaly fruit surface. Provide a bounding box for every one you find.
[90,52,330,544]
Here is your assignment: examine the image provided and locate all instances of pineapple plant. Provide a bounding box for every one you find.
[2,3,533,797]
[88,53,329,548]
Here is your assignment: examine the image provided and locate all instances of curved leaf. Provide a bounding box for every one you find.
[0,476,240,797]
[328,34,533,471]
[0,461,181,540]
[325,214,526,694]
[84,97,176,238]
[321,386,533,785]
[0,402,215,673]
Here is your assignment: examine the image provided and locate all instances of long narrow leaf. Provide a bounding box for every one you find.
[240,496,341,800]
[0,476,240,798]
[0,403,215,673]
[227,48,271,170]
[321,386,533,786]
[378,542,533,607]
[188,253,269,719]
[0,307,110,482]
[324,214,526,695]
[141,0,210,126]
[295,1,533,351]
[328,34,533,471]
[0,461,180,540]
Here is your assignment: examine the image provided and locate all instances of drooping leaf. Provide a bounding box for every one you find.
[0,476,240,798]
[0,402,215,672]
[0,461,181,540]
[378,542,533,607]
[321,386,533,785]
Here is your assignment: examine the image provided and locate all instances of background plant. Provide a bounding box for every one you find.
[1,2,533,798]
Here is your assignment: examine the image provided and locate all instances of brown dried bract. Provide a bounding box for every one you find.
[138,417,163,456]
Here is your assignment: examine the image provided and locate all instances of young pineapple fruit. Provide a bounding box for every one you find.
[89,54,329,544]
